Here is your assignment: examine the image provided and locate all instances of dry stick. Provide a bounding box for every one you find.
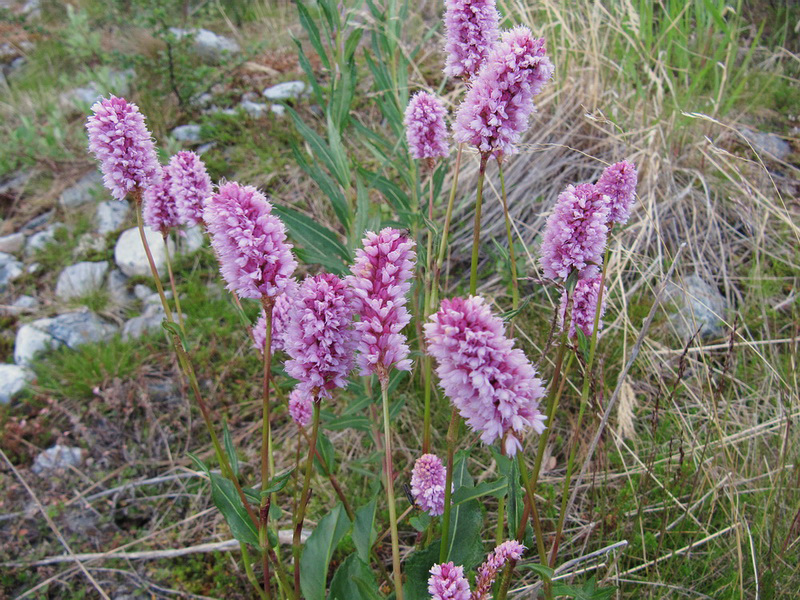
[0,449,111,600]
[563,244,686,529]
[380,373,404,600]
[162,232,185,333]
[293,400,322,595]
[550,248,611,567]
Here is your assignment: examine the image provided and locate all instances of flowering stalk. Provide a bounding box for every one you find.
[429,144,463,314]
[380,373,404,600]
[549,248,610,566]
[498,161,520,311]
[259,299,274,597]
[162,233,185,333]
[438,408,460,563]
[293,398,321,595]
[469,154,489,295]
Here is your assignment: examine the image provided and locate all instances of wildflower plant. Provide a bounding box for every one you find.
[84,1,637,598]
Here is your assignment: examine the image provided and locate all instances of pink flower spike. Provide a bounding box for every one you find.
[253,279,299,354]
[142,167,180,235]
[204,181,297,300]
[473,541,526,600]
[596,160,637,225]
[405,91,450,162]
[453,27,554,156]
[288,385,313,427]
[86,96,160,200]
[539,183,609,281]
[411,454,448,516]
[428,562,471,600]
[443,0,500,80]
[284,273,357,399]
[347,228,416,380]
[559,276,607,339]
[168,151,213,226]
[425,296,546,456]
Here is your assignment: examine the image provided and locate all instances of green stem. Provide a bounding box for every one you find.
[549,249,610,566]
[422,167,435,454]
[430,144,463,314]
[495,495,506,547]
[134,193,173,323]
[162,232,185,335]
[259,300,274,597]
[380,374,404,600]
[469,154,489,296]
[438,408,460,563]
[293,400,321,596]
[498,160,520,311]
[241,543,268,600]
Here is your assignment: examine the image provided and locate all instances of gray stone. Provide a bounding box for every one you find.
[203,105,237,116]
[25,223,66,256]
[21,210,52,231]
[107,269,132,305]
[0,364,33,404]
[12,295,39,311]
[73,232,106,258]
[171,124,202,143]
[193,93,215,108]
[169,27,240,63]
[26,262,41,275]
[14,310,118,365]
[270,104,286,117]
[0,232,25,253]
[59,171,103,208]
[133,284,154,300]
[95,199,129,234]
[55,261,109,300]
[740,129,792,161]
[0,252,23,290]
[114,227,175,277]
[240,100,269,118]
[667,274,729,340]
[196,142,216,155]
[123,302,166,340]
[58,70,134,108]
[178,225,204,254]
[262,81,306,101]
[0,170,32,195]
[143,291,170,308]
[31,445,83,474]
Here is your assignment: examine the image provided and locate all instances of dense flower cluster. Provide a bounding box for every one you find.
[168,151,213,226]
[425,296,546,456]
[253,279,298,354]
[443,0,500,80]
[453,27,554,156]
[411,454,448,516]
[428,562,471,600]
[539,183,609,281]
[288,386,313,428]
[559,275,607,339]
[347,228,416,379]
[596,160,638,225]
[472,541,526,600]
[404,91,450,161]
[284,273,357,399]
[86,96,160,200]
[142,168,180,235]
[204,182,297,300]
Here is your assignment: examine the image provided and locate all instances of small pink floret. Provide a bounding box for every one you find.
[411,454,448,516]
[428,561,471,600]
[405,91,450,161]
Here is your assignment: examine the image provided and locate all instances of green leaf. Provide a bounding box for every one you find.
[324,413,372,432]
[288,106,349,188]
[519,563,554,582]
[296,0,330,69]
[403,542,440,600]
[260,468,295,496]
[188,452,209,474]
[344,27,364,62]
[326,111,352,185]
[501,297,531,322]
[273,204,349,272]
[357,167,411,213]
[328,553,381,600]
[552,577,616,600]
[300,503,352,600]
[443,456,484,569]
[352,496,378,563]
[292,37,325,106]
[314,431,336,475]
[451,476,508,505]
[208,473,259,547]
[409,511,431,532]
[291,142,350,229]
[222,419,238,477]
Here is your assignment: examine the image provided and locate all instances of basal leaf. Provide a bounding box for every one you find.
[352,496,378,564]
[208,473,259,547]
[300,503,352,600]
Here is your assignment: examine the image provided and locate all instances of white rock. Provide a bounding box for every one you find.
[133,284,154,300]
[72,232,106,258]
[12,295,39,311]
[270,104,286,117]
[171,124,202,143]
[240,100,269,118]
[58,70,133,108]
[196,142,216,155]
[169,27,240,63]
[107,269,132,305]
[666,274,729,340]
[27,262,41,275]
[740,129,792,161]
[0,232,25,253]
[123,303,166,340]
[0,252,23,290]
[114,227,175,277]
[178,225,204,254]
[95,199,129,234]
[55,261,109,300]
[0,364,33,404]
[21,210,52,231]
[25,223,66,256]
[31,445,83,474]
[14,320,58,366]
[262,81,306,101]
[59,171,103,208]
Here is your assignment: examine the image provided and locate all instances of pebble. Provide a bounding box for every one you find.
[31,445,84,474]
[55,261,109,300]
